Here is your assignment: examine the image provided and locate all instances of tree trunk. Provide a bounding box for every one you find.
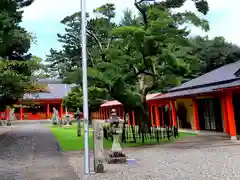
[134,104,151,134]
[135,74,152,134]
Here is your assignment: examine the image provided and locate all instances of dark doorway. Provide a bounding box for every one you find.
[158,107,163,127]
[177,103,191,128]
[164,106,170,126]
[232,93,240,134]
[197,98,223,132]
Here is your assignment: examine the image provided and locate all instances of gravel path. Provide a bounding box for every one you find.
[67,135,240,180]
[0,123,79,180]
[2,122,240,180]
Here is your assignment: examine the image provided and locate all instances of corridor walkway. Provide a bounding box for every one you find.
[0,123,79,180]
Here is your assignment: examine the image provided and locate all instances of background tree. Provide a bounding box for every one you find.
[185,36,240,80]
[84,1,210,133]
[48,1,210,134]
[62,86,111,123]
[0,0,42,110]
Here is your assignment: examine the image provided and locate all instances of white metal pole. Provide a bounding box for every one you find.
[81,0,90,175]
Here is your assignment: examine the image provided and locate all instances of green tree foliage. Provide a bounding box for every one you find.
[48,1,210,132]
[0,0,34,58]
[62,86,111,116]
[0,0,40,110]
[107,0,210,131]
[186,36,240,79]
[0,60,39,111]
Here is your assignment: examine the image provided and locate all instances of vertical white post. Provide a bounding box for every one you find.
[81,0,89,175]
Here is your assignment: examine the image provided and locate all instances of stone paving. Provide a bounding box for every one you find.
[67,135,240,180]
[0,123,79,180]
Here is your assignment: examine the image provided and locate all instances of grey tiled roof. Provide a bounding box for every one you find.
[23,79,76,100]
[170,61,240,92]
[23,92,56,99]
[154,79,240,100]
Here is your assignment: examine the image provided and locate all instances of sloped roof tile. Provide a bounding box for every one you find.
[154,79,240,100]
[146,93,161,100]
[170,60,240,92]
[23,79,76,100]
[100,93,162,107]
[100,100,122,107]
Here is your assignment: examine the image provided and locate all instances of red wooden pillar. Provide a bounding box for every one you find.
[154,105,160,127]
[128,112,130,125]
[170,100,177,126]
[168,104,172,126]
[103,108,105,119]
[5,107,9,120]
[60,105,63,118]
[102,108,105,120]
[226,92,237,140]
[150,105,154,127]
[161,106,165,127]
[104,108,107,119]
[192,98,200,131]
[132,111,136,126]
[20,105,23,120]
[102,108,104,119]
[47,104,50,119]
[221,95,229,133]
[106,108,109,119]
[102,108,105,119]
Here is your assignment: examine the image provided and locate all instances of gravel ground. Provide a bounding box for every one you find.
[67,135,240,180]
[2,122,240,180]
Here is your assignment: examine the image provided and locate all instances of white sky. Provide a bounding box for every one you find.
[21,0,240,57]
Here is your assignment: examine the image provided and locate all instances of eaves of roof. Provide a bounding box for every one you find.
[153,79,240,100]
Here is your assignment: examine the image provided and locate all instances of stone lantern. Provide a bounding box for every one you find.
[106,109,127,164]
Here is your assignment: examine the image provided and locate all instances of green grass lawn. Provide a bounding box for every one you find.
[49,124,197,151]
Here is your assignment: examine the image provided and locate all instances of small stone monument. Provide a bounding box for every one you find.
[74,108,82,136]
[0,112,6,126]
[106,109,127,164]
[93,120,105,173]
[63,113,73,126]
[51,108,60,125]
[7,108,16,126]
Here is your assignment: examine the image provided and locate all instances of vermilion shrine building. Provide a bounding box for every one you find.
[3,61,240,140]
[95,61,240,140]
[4,79,75,120]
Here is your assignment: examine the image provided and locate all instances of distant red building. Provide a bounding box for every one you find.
[3,79,75,120]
